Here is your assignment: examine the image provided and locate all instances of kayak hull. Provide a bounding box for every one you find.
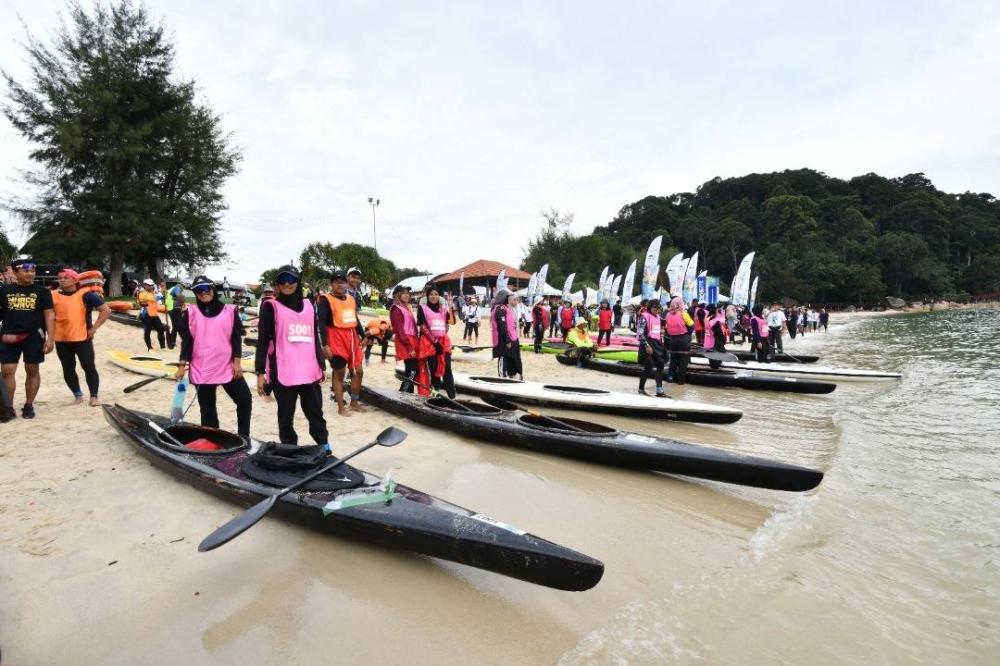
[687,357,902,382]
[554,355,836,394]
[106,350,253,378]
[102,404,604,591]
[361,387,823,492]
[443,372,743,424]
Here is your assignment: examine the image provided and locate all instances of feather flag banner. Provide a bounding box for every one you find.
[641,236,663,299]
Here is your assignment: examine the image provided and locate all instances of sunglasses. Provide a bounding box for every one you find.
[193,285,213,294]
[276,274,299,285]
[17,263,36,270]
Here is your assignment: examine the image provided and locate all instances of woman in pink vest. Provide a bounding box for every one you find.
[491,288,523,378]
[417,285,456,398]
[750,304,770,362]
[253,265,329,446]
[665,296,694,385]
[702,303,728,369]
[174,275,253,436]
[596,300,613,347]
[637,300,667,397]
[390,284,421,392]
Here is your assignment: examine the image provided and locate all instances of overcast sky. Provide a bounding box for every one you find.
[2,0,999,283]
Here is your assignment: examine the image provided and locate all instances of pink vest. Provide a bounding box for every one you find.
[665,312,689,336]
[267,299,323,386]
[704,314,724,349]
[420,304,449,341]
[188,304,237,385]
[392,302,417,337]
[752,315,768,340]
[641,312,662,342]
[490,305,518,346]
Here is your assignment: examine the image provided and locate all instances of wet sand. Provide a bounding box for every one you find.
[0,313,861,665]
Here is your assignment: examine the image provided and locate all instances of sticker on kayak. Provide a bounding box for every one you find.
[322,482,400,514]
[624,433,656,444]
[471,514,527,535]
[783,377,799,382]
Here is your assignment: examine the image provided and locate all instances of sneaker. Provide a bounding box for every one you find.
[21,404,35,419]
[637,388,649,396]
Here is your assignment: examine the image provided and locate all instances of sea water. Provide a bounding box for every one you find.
[559,308,1000,665]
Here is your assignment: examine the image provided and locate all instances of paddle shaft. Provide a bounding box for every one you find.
[480,395,589,433]
[123,374,167,393]
[399,373,473,412]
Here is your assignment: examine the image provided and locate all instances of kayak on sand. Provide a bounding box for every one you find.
[102,403,604,591]
[361,386,823,492]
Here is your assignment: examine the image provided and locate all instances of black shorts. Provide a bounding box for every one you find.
[0,331,45,365]
[328,355,348,370]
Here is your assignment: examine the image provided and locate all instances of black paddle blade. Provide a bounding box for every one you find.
[123,375,165,394]
[377,426,407,447]
[480,395,521,412]
[198,496,278,552]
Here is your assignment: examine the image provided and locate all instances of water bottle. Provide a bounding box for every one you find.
[170,376,188,423]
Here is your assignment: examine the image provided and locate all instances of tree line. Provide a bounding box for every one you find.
[523,170,1000,304]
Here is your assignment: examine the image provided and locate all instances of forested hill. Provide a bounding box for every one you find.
[523,169,1000,305]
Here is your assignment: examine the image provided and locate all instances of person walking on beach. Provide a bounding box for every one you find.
[317,269,366,417]
[819,308,829,332]
[222,277,231,299]
[491,289,523,379]
[138,279,166,352]
[254,265,329,446]
[174,276,252,436]
[0,258,55,419]
[51,269,111,406]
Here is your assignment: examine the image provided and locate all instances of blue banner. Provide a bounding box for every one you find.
[696,275,707,302]
[706,276,720,305]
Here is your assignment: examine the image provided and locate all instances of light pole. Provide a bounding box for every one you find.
[368,197,380,252]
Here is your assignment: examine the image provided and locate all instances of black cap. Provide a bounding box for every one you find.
[191,275,214,289]
[329,268,347,282]
[276,264,300,280]
[392,284,411,296]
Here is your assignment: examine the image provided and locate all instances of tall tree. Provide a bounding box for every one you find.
[299,242,394,292]
[2,0,240,295]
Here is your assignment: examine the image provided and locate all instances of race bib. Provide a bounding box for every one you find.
[430,319,447,332]
[285,322,313,343]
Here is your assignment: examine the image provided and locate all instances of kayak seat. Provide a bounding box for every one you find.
[517,414,617,437]
[157,424,250,456]
[426,397,502,415]
[541,385,610,396]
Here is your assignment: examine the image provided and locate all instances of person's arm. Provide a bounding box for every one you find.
[84,293,111,338]
[230,307,243,359]
[416,304,431,337]
[389,306,414,357]
[254,302,274,375]
[177,311,194,363]
[495,308,512,346]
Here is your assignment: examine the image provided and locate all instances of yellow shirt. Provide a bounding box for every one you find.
[567,327,594,348]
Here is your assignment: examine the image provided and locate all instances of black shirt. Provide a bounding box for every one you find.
[0,283,54,333]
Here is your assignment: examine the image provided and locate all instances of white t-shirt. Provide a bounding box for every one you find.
[766,310,787,328]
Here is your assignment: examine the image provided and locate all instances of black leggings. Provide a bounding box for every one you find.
[271,381,328,445]
[427,353,456,398]
[166,309,183,349]
[196,378,253,436]
[143,315,166,350]
[667,334,691,383]
[55,340,99,397]
[463,321,479,340]
[364,331,393,361]
[399,358,420,392]
[596,329,611,346]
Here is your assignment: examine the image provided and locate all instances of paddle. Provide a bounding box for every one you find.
[148,420,188,447]
[123,374,168,394]
[198,426,408,552]
[398,374,474,412]
[479,395,589,433]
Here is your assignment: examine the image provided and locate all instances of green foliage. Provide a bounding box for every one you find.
[299,242,393,290]
[2,0,240,294]
[0,227,16,266]
[529,168,1000,303]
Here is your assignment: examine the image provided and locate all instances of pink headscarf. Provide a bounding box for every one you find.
[668,296,685,313]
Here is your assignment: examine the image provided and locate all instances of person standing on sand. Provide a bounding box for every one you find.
[0,258,55,420]
[766,302,786,354]
[254,265,329,446]
[417,286,457,399]
[751,304,770,362]
[461,296,480,344]
[165,281,184,349]
[637,300,668,397]
[531,296,549,353]
[317,269,366,417]
[491,289,523,379]
[819,308,829,332]
[390,284,421,392]
[174,276,252,436]
[137,279,166,352]
[596,300,613,347]
[665,296,693,385]
[51,269,110,406]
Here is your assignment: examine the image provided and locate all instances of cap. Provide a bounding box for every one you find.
[276,264,301,280]
[191,275,214,289]
[263,285,275,293]
[346,266,362,277]
[392,284,411,296]
[329,268,347,282]
[11,257,34,269]
[142,278,155,286]
[58,268,81,281]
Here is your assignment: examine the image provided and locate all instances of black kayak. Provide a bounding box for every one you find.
[102,404,604,591]
[555,355,836,394]
[693,347,820,364]
[109,311,143,327]
[361,386,824,492]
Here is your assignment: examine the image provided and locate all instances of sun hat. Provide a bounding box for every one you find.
[347,266,362,277]
[142,278,155,286]
[575,317,588,326]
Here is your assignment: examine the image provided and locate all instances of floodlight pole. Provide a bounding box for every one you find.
[368,197,380,252]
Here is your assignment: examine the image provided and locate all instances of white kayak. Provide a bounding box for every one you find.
[689,357,901,382]
[450,373,743,424]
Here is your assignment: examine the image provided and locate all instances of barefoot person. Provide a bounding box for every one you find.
[317,269,366,417]
[51,268,111,406]
[253,265,329,446]
[173,276,252,436]
[0,258,55,419]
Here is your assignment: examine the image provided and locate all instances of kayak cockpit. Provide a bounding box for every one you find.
[541,385,611,396]
[156,424,250,456]
[467,376,523,385]
[517,414,618,437]
[425,397,503,416]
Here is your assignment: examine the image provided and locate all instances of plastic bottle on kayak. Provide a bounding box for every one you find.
[170,376,188,423]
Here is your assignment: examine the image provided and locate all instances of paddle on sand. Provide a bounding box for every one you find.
[398,374,473,412]
[123,374,168,394]
[198,426,408,552]
[480,395,589,433]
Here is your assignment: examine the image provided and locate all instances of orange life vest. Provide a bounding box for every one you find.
[52,288,89,342]
[323,293,358,328]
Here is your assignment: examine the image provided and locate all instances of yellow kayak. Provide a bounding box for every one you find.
[106,351,254,379]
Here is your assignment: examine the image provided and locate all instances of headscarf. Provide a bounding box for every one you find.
[668,296,684,313]
[491,288,512,308]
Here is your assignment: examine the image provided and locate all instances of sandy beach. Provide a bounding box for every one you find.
[0,309,910,664]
